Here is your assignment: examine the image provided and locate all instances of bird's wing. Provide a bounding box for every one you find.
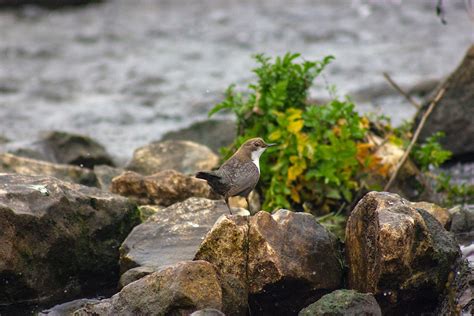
[223,160,259,197]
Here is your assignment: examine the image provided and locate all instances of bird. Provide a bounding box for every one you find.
[196,137,275,214]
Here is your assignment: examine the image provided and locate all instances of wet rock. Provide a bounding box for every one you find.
[39,298,101,316]
[436,260,473,316]
[161,119,236,153]
[298,289,382,316]
[345,191,460,314]
[450,204,474,243]
[119,266,155,288]
[416,45,474,160]
[120,198,231,275]
[126,140,219,175]
[38,131,115,168]
[410,201,451,228]
[3,131,115,168]
[93,164,124,191]
[195,210,343,315]
[0,153,98,186]
[110,170,219,206]
[74,261,246,316]
[0,173,140,306]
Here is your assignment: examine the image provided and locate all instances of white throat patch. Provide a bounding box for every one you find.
[251,147,266,173]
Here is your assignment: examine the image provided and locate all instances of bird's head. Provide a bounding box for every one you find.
[238,137,276,161]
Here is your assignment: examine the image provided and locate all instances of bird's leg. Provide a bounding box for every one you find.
[225,197,232,215]
[245,196,251,213]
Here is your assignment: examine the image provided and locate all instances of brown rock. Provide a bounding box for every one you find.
[0,153,98,186]
[195,210,343,315]
[346,191,460,314]
[0,173,140,306]
[126,140,219,175]
[110,170,219,206]
[74,261,247,316]
[410,201,451,228]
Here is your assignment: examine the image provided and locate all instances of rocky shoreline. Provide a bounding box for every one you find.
[0,125,472,315]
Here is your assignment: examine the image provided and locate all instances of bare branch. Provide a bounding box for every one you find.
[384,88,446,191]
[383,72,421,110]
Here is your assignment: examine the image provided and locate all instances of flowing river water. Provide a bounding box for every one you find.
[0,0,472,163]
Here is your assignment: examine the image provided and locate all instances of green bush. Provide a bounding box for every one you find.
[210,53,378,212]
[210,52,471,215]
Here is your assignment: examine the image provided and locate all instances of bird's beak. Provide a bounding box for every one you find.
[266,143,277,147]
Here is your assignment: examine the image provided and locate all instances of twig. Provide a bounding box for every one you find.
[384,88,446,191]
[383,72,421,110]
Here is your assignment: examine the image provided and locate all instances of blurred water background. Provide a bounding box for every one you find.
[0,0,472,163]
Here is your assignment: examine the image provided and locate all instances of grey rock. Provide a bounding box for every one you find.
[39,131,115,168]
[346,191,460,314]
[416,45,474,160]
[39,298,101,316]
[195,210,343,315]
[2,131,115,168]
[126,140,219,175]
[110,170,219,206]
[450,204,474,243]
[74,260,246,316]
[299,289,382,316]
[119,266,156,288]
[0,153,98,186]
[0,173,140,306]
[161,119,236,153]
[119,198,230,275]
[93,164,124,191]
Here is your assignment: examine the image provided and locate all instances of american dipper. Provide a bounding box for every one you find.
[196,137,275,214]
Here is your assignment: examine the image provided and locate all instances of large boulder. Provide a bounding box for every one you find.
[0,153,98,186]
[345,191,460,314]
[298,289,382,316]
[126,140,219,175]
[195,210,343,315]
[0,173,140,306]
[110,170,219,206]
[416,45,474,160]
[161,119,236,154]
[73,261,246,316]
[119,198,235,280]
[2,131,115,168]
[38,131,115,168]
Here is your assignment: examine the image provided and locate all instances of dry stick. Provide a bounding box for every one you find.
[383,72,421,110]
[384,88,446,191]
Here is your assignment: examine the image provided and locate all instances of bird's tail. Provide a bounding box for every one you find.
[195,171,226,196]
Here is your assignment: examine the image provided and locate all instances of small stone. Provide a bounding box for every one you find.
[299,289,382,316]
